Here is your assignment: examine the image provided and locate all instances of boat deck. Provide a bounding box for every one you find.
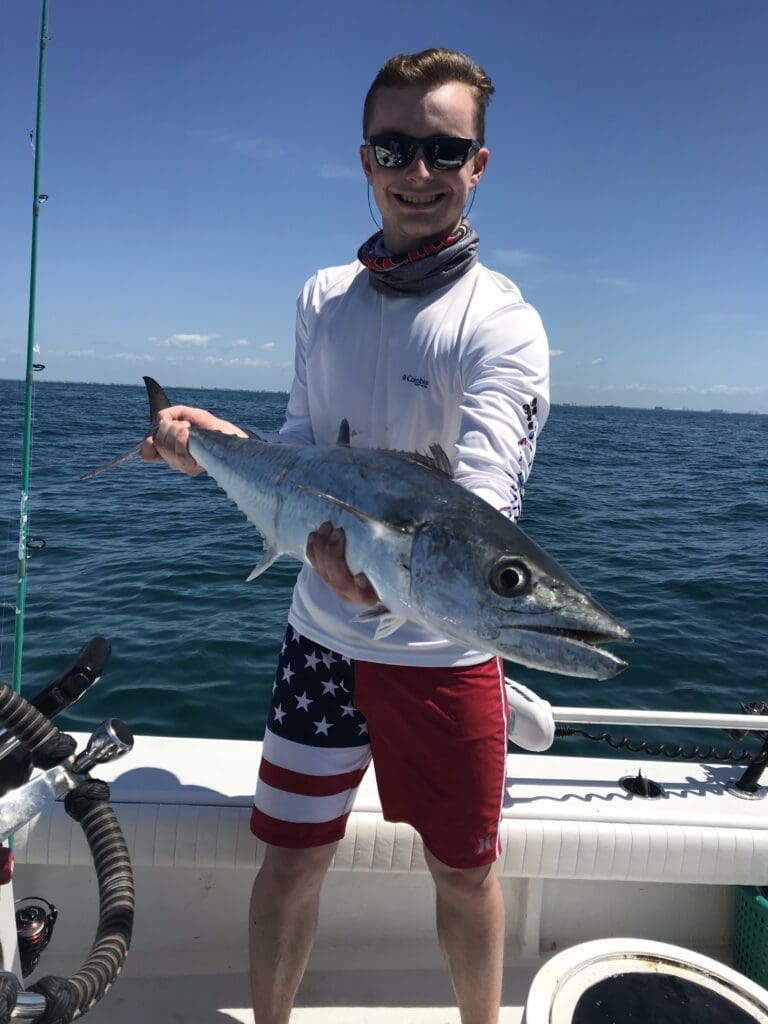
[85,966,536,1022]
[10,734,751,1022]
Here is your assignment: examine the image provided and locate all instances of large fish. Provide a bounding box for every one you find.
[84,377,631,679]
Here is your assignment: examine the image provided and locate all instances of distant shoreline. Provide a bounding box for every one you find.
[0,378,765,416]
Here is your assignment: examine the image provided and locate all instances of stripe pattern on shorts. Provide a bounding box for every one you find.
[251,627,371,848]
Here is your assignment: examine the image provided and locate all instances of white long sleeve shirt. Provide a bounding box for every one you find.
[282,258,550,666]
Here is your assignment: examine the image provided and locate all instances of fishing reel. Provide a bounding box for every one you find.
[14,897,58,979]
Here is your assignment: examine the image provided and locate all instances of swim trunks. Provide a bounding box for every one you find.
[251,627,509,869]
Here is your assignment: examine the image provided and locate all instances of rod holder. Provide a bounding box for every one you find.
[731,702,768,796]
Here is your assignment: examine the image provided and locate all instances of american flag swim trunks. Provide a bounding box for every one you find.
[251,626,509,869]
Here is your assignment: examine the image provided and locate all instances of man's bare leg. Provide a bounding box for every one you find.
[249,842,337,1024]
[425,847,505,1024]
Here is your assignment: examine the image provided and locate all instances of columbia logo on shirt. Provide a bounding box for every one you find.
[402,373,429,389]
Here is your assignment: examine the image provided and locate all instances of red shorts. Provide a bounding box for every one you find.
[251,627,509,869]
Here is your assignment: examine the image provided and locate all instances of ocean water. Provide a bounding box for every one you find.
[1,379,767,760]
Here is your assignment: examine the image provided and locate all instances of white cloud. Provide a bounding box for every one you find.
[157,333,217,348]
[489,248,539,268]
[591,357,603,365]
[550,348,565,357]
[146,335,158,342]
[46,347,155,362]
[596,276,639,293]
[114,352,155,362]
[261,341,275,351]
[317,163,360,181]
[669,383,768,396]
[204,355,291,369]
[48,347,98,358]
[587,382,768,396]
[230,339,249,348]
[229,136,284,160]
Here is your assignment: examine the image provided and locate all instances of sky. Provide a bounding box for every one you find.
[2,1,766,411]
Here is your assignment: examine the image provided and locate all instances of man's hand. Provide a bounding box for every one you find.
[141,406,248,476]
[306,522,379,606]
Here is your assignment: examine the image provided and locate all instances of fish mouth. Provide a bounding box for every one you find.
[513,623,633,646]
[497,620,633,680]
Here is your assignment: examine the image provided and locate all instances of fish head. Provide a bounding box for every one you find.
[409,509,632,679]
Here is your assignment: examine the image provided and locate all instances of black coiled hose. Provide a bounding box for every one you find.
[0,684,74,769]
[0,683,134,1022]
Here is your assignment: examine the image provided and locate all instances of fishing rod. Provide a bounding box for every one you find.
[13,0,50,695]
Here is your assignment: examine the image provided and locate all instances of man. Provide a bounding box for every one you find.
[144,48,549,1024]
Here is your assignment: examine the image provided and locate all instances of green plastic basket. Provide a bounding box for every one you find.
[733,886,768,988]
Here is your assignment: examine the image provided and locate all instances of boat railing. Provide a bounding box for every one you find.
[551,703,768,796]
[552,707,768,731]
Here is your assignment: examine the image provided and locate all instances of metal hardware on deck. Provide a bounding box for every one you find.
[620,769,664,799]
[729,702,768,797]
[73,718,134,775]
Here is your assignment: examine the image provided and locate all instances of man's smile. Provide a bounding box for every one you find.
[393,191,445,206]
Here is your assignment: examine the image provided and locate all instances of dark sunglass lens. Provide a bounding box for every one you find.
[373,136,413,169]
[430,138,471,170]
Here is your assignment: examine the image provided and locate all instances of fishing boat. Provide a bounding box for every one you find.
[6,5,768,1022]
[4,640,768,1022]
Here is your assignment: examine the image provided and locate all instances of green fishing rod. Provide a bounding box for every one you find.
[13,0,50,694]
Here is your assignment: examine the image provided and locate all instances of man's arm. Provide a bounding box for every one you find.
[454,301,550,521]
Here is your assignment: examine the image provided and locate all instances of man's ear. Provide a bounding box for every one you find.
[360,144,374,185]
[470,147,489,188]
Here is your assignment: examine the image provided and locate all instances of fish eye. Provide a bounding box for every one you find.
[490,558,530,597]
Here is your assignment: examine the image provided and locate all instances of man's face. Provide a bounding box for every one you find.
[360,82,489,254]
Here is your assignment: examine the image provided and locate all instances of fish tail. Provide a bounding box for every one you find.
[81,377,173,480]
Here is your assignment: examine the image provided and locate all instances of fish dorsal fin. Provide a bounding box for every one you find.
[389,444,453,478]
[295,485,414,534]
[428,443,453,477]
[143,376,172,426]
[336,419,351,446]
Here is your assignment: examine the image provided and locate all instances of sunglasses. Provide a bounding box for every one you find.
[365,134,481,171]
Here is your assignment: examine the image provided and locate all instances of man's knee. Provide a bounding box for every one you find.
[424,846,497,901]
[256,842,337,900]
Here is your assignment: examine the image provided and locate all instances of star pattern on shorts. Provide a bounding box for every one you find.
[268,626,368,746]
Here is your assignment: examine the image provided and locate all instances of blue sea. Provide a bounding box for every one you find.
[1,379,766,759]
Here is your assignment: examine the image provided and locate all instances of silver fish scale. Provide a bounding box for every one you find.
[179,427,631,679]
[187,430,428,616]
[83,378,630,678]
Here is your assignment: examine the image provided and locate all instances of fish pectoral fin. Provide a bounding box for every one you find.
[295,485,414,534]
[80,441,145,480]
[246,540,281,581]
[352,604,407,640]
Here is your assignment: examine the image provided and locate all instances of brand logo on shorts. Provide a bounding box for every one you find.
[476,833,496,854]
[402,373,429,389]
